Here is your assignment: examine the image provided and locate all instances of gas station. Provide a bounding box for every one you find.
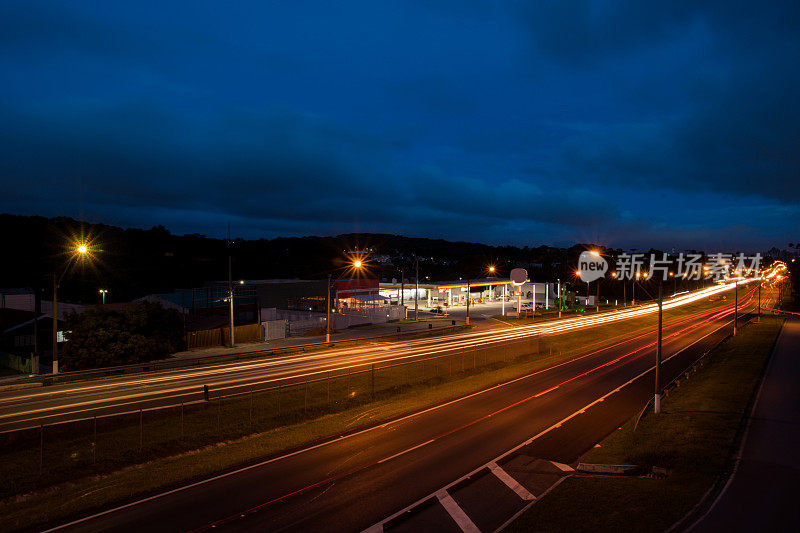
[378,275,557,316]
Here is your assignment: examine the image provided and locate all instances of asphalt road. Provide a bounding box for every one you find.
[48,293,750,533]
[0,283,748,431]
[690,316,800,532]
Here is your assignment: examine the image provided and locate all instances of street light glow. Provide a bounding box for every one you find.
[77,244,88,254]
[354,259,362,268]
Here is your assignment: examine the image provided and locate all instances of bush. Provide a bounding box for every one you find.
[62,302,184,369]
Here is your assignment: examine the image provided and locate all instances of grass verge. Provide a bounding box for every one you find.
[506,315,785,533]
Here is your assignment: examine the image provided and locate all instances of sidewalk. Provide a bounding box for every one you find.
[691,316,800,531]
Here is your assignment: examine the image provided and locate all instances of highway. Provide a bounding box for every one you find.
[40,284,766,532]
[0,282,748,431]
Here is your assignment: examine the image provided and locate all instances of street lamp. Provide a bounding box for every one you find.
[52,243,89,374]
[326,257,364,343]
[98,289,108,305]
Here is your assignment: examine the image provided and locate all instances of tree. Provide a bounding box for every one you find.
[62,302,184,370]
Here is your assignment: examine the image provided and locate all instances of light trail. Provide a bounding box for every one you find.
[0,282,761,428]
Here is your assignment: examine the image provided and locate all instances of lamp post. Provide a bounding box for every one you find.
[99,289,108,305]
[326,258,363,343]
[655,281,663,413]
[466,280,471,325]
[557,278,561,318]
[52,244,89,375]
[414,256,419,321]
[734,279,738,336]
[596,279,600,313]
[757,280,761,322]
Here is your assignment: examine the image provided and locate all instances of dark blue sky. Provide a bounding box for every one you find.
[1,1,798,250]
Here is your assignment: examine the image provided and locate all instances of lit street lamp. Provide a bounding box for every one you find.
[98,289,108,305]
[326,257,364,343]
[53,243,89,374]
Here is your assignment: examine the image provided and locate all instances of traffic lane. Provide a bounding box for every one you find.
[3,293,733,410]
[0,333,546,429]
[3,292,737,419]
[59,310,733,533]
[201,315,733,532]
[58,315,684,532]
[2,300,730,430]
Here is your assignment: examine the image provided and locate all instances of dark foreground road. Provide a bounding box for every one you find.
[690,316,800,532]
[45,300,749,533]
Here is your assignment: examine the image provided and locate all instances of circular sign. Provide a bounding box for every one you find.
[510,268,528,286]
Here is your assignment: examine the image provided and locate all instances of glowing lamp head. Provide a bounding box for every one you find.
[77,244,88,254]
[488,266,495,273]
[353,260,362,269]
[589,250,600,257]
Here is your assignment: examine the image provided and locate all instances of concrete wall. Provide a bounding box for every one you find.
[275,306,407,336]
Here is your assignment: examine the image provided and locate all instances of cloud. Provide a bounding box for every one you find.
[0,1,797,251]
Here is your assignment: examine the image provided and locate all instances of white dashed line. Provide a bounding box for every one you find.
[489,462,536,500]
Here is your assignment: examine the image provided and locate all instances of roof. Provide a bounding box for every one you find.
[380,278,522,290]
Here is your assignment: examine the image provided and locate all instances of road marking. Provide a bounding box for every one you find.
[364,316,735,532]
[489,462,536,500]
[436,490,480,533]
[377,439,436,464]
[45,304,742,533]
[550,461,574,472]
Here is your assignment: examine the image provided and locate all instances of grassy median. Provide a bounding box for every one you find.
[507,315,784,533]
[0,297,735,531]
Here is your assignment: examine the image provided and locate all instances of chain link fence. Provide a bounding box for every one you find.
[1,334,550,498]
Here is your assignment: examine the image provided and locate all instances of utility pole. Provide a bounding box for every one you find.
[52,273,58,375]
[757,281,761,322]
[400,268,405,308]
[466,280,470,325]
[228,254,234,347]
[414,256,419,321]
[227,225,234,347]
[734,280,738,336]
[596,280,600,313]
[557,278,561,318]
[655,282,663,414]
[326,274,332,343]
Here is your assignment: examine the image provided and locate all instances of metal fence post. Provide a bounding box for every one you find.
[371,364,375,401]
[326,372,330,405]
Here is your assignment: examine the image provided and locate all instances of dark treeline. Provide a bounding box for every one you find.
[1,213,655,304]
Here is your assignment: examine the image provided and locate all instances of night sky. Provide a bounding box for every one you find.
[1,1,798,251]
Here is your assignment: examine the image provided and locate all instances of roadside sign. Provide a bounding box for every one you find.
[510,268,527,285]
